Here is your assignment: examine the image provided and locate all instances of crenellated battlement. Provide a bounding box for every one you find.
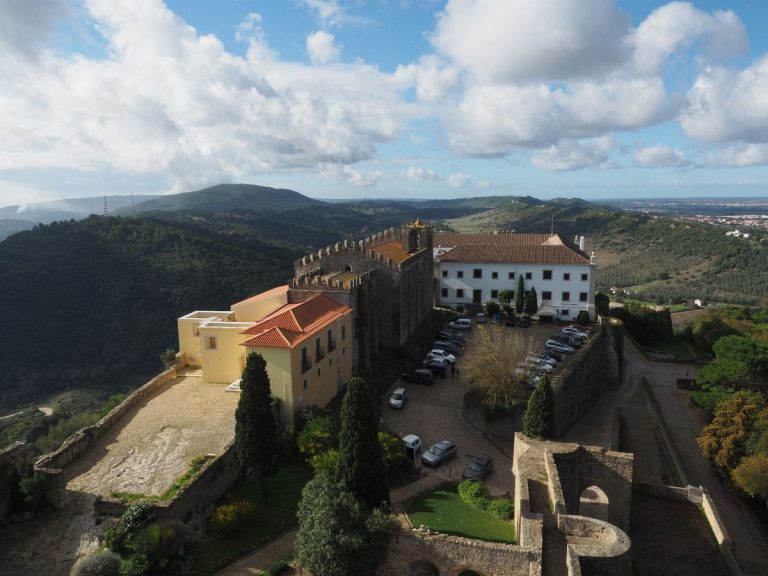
[292,227,402,271]
[291,269,374,290]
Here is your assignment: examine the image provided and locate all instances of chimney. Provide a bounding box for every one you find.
[579,236,585,251]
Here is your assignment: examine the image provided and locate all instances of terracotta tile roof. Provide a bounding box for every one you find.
[370,240,411,263]
[240,293,351,348]
[435,233,553,247]
[438,245,590,265]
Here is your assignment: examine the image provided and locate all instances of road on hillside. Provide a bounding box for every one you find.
[624,340,768,576]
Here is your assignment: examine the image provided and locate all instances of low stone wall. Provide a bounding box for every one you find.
[0,441,26,520]
[701,490,742,576]
[35,366,178,473]
[639,378,687,486]
[380,529,539,576]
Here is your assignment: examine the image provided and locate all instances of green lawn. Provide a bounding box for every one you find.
[190,463,313,575]
[404,487,516,544]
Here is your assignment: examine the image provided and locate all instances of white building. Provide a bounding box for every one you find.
[434,233,596,321]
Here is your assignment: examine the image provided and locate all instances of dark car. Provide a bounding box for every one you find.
[504,315,516,326]
[550,333,581,348]
[433,340,461,355]
[463,453,493,480]
[424,358,448,378]
[517,315,531,328]
[421,440,458,467]
[401,368,434,385]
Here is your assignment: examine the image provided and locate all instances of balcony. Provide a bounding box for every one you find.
[302,356,312,373]
[328,337,337,352]
[315,345,325,362]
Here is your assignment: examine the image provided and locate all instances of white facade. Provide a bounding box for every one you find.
[437,261,595,320]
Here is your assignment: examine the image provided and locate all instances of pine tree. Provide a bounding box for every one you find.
[523,376,554,438]
[516,275,525,314]
[336,377,390,510]
[527,286,538,316]
[235,352,278,496]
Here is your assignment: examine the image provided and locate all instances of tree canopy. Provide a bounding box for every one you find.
[696,335,768,392]
[523,377,553,438]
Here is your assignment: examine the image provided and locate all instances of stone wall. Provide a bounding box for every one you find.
[379,529,539,576]
[35,366,178,474]
[558,515,631,576]
[0,441,26,520]
[551,324,622,438]
[701,491,741,576]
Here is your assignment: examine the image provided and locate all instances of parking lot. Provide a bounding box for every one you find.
[380,319,594,497]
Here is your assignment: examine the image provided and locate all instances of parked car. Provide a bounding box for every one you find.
[475,313,488,324]
[437,330,465,343]
[463,453,494,480]
[421,440,458,467]
[401,368,434,385]
[562,326,588,339]
[570,323,590,332]
[552,333,582,348]
[426,349,456,364]
[546,339,574,354]
[517,315,531,328]
[403,434,422,453]
[491,314,502,325]
[432,340,462,355]
[424,358,448,378]
[388,387,408,409]
[525,356,554,373]
[504,315,516,326]
[448,318,472,330]
[536,350,562,365]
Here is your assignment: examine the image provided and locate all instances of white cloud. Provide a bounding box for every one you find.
[395,55,460,101]
[0,0,413,192]
[680,56,768,144]
[0,0,66,60]
[447,172,471,188]
[632,2,747,76]
[299,0,344,26]
[306,30,341,64]
[447,77,676,155]
[319,164,383,187]
[531,136,614,172]
[633,145,689,167]
[705,144,768,167]
[405,166,441,181]
[432,0,629,82]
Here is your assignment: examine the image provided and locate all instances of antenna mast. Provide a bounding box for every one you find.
[103,195,108,216]
[550,215,554,235]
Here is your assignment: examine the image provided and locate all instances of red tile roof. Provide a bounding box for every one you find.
[434,233,590,265]
[370,240,411,264]
[240,293,351,348]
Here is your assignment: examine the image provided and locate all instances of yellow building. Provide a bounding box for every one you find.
[178,285,353,429]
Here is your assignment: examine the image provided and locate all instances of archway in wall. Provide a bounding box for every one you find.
[579,485,610,522]
[406,560,440,576]
[457,569,486,576]
[344,264,353,272]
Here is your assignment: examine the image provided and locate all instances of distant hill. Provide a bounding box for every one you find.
[126,184,322,214]
[0,215,298,411]
[0,219,35,239]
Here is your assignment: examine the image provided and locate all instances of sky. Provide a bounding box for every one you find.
[2,0,768,206]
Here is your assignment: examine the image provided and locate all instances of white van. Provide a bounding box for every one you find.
[448,318,472,330]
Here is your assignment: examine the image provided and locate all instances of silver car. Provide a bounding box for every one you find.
[388,387,408,409]
[421,440,458,467]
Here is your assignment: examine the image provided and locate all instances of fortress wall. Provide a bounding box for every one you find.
[552,324,621,438]
[379,529,539,576]
[558,515,631,576]
[35,366,178,474]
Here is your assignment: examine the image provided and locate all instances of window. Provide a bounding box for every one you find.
[581,273,588,281]
[508,272,515,279]
[473,268,482,279]
[342,325,346,340]
[510,290,515,299]
[205,336,217,350]
[562,292,570,301]
[441,288,448,297]
[491,289,498,299]
[456,289,465,298]
[329,358,333,367]
[193,324,200,336]
[580,292,588,302]
[303,379,308,390]
[301,346,311,373]
[492,271,498,279]
[458,270,464,278]
[442,270,448,277]
[561,309,570,316]
[317,367,321,377]
[563,273,571,281]
[542,291,552,300]
[342,346,346,355]
[315,337,324,361]
[543,270,552,280]
[328,329,335,351]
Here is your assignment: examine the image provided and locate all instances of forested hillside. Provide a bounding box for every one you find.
[0,215,297,410]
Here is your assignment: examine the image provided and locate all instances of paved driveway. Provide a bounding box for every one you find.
[380,368,513,497]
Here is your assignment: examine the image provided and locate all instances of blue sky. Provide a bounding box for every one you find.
[2,0,768,206]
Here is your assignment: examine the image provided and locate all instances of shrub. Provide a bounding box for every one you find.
[19,471,47,510]
[69,549,121,576]
[308,449,338,475]
[264,558,292,576]
[209,499,256,536]
[103,501,157,553]
[119,554,151,576]
[487,498,514,520]
[458,480,489,511]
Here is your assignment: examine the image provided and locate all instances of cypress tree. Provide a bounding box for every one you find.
[235,352,278,496]
[336,377,389,510]
[527,286,538,316]
[516,275,525,314]
[523,376,554,438]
